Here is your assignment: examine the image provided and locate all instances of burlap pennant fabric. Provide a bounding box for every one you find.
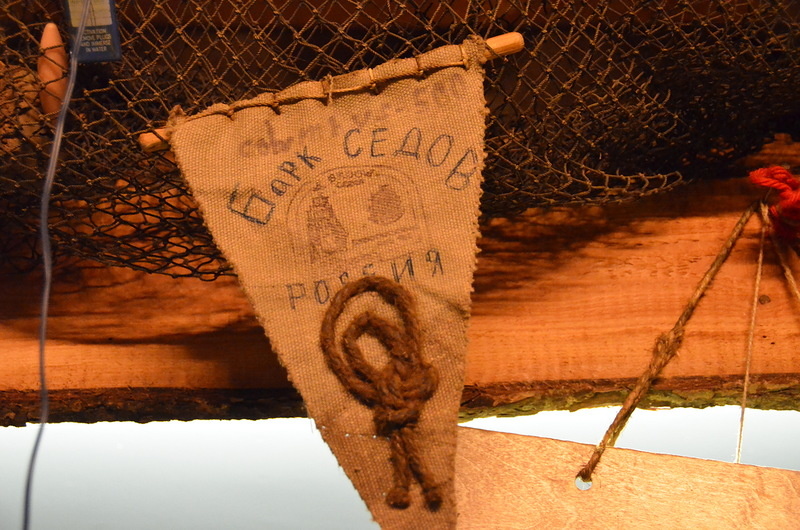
[169,38,487,529]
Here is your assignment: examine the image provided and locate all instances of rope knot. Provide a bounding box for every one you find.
[320,276,442,511]
[749,166,800,241]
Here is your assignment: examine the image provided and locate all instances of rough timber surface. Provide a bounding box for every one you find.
[2,173,800,424]
[455,427,800,529]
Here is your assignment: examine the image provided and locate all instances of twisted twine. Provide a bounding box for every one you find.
[320,276,442,510]
[578,201,758,482]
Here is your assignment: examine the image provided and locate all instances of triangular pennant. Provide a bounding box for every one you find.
[168,38,490,528]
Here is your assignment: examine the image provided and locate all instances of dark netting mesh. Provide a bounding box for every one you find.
[2,1,799,279]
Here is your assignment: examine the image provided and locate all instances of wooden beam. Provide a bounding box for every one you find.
[2,174,799,424]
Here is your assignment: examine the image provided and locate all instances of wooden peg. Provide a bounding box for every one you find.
[38,22,69,118]
[138,130,172,153]
[485,32,524,59]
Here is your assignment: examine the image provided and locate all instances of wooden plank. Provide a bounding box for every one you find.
[464,177,800,416]
[455,427,800,529]
[2,174,800,422]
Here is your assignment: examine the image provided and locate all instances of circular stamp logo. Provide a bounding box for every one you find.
[287,165,428,273]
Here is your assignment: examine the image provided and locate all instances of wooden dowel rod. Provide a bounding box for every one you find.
[485,32,524,58]
[138,32,524,153]
[139,130,170,153]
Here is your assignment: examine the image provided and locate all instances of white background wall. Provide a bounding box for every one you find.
[1,407,798,529]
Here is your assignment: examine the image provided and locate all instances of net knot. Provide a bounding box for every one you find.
[320,276,441,511]
[749,166,800,241]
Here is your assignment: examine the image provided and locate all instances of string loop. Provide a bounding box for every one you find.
[320,276,441,510]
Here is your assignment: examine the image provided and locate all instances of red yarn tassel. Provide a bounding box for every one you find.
[748,166,800,241]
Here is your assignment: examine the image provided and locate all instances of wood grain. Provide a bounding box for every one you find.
[2,173,800,422]
[455,427,800,529]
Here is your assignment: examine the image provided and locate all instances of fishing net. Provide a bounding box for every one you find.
[2,1,799,279]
